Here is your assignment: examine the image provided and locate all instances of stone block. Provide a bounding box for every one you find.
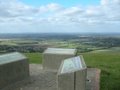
[43,48,77,71]
[57,72,74,90]
[57,56,87,90]
[0,52,29,89]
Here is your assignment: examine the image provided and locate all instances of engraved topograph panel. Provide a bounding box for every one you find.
[61,56,82,74]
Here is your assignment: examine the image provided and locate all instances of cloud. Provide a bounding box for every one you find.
[101,0,120,19]
[0,0,120,23]
[0,1,64,24]
[55,6,83,16]
[48,0,120,24]
[0,0,36,18]
[0,0,120,33]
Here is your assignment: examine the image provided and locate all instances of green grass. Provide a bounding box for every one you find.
[82,52,120,90]
[24,51,120,90]
[24,53,42,64]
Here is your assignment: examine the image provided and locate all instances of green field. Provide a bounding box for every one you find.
[82,52,120,90]
[24,53,42,64]
[24,50,120,90]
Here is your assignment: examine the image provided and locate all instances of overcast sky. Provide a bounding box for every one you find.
[0,0,120,33]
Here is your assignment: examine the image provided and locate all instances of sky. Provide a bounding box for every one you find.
[0,0,120,33]
[20,0,100,7]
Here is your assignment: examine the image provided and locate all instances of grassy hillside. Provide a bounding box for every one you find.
[82,52,120,90]
[24,50,120,90]
[24,53,42,64]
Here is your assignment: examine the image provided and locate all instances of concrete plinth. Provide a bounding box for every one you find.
[58,72,74,90]
[57,56,87,90]
[75,69,87,90]
[43,48,77,72]
[0,52,29,89]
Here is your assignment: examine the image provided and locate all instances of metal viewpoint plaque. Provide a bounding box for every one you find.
[61,56,82,74]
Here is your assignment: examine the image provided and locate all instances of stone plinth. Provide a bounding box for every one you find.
[0,52,29,89]
[57,56,87,90]
[43,48,77,71]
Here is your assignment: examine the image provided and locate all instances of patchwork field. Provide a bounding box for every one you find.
[24,49,120,90]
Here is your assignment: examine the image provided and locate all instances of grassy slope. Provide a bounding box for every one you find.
[24,51,120,90]
[24,53,42,64]
[82,52,120,90]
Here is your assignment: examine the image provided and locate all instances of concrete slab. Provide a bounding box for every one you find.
[0,52,29,89]
[1,64,100,90]
[76,70,87,90]
[86,68,101,90]
[43,48,77,71]
[57,72,74,90]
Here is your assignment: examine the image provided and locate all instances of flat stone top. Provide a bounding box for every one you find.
[59,56,86,74]
[0,52,27,65]
[44,48,76,55]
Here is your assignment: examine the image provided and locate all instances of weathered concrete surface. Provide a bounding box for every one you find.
[86,68,101,90]
[57,56,87,90]
[76,69,87,90]
[0,52,29,89]
[43,48,77,71]
[1,64,100,90]
[57,72,74,90]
